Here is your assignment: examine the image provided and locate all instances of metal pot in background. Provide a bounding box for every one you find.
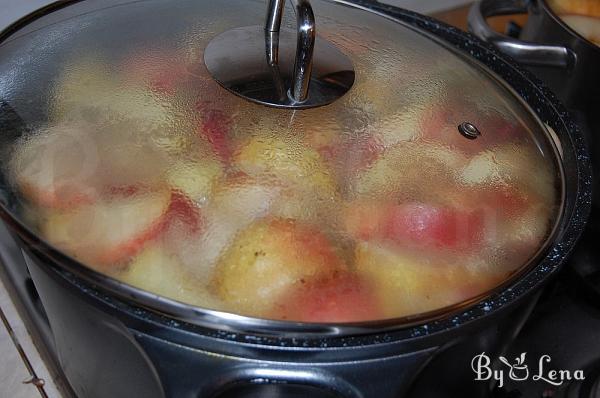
[468,0,600,114]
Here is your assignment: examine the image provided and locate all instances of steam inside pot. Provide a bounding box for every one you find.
[0,0,562,323]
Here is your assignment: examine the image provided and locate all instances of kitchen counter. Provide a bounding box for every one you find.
[0,268,64,398]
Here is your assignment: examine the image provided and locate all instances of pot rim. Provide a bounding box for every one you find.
[0,0,592,341]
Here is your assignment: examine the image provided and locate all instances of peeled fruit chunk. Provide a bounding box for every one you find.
[460,144,556,204]
[51,58,112,117]
[167,158,223,203]
[303,119,342,160]
[235,136,341,224]
[235,136,338,196]
[42,189,171,270]
[274,272,383,323]
[369,113,419,150]
[95,124,170,190]
[214,218,346,317]
[10,124,101,208]
[167,177,280,279]
[10,121,173,209]
[482,204,553,270]
[51,58,171,127]
[355,242,496,317]
[352,141,466,203]
[118,245,221,309]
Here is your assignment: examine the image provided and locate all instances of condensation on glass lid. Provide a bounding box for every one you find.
[0,0,562,323]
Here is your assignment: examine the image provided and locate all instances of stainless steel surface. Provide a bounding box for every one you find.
[290,0,315,102]
[468,0,574,68]
[265,0,285,32]
[204,0,354,108]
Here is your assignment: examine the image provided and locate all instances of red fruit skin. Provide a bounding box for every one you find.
[29,183,170,211]
[276,273,383,323]
[345,202,485,251]
[21,183,97,210]
[98,191,201,266]
[196,102,233,163]
[148,65,191,95]
[384,203,484,250]
[97,214,167,266]
[164,191,203,234]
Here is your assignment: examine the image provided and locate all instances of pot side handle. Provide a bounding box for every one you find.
[467,0,574,68]
[207,367,363,398]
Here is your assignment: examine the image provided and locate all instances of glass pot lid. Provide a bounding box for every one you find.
[0,0,562,324]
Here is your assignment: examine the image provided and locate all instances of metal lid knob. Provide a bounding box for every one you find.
[204,0,355,109]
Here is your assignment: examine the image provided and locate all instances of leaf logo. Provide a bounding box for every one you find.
[499,352,529,381]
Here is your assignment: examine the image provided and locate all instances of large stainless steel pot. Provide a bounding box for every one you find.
[0,0,592,397]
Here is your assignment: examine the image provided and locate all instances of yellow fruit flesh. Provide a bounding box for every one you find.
[235,136,342,224]
[167,159,222,203]
[41,189,171,270]
[118,246,223,309]
[460,144,555,204]
[214,219,343,317]
[352,141,467,204]
[355,242,500,317]
[235,136,338,196]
